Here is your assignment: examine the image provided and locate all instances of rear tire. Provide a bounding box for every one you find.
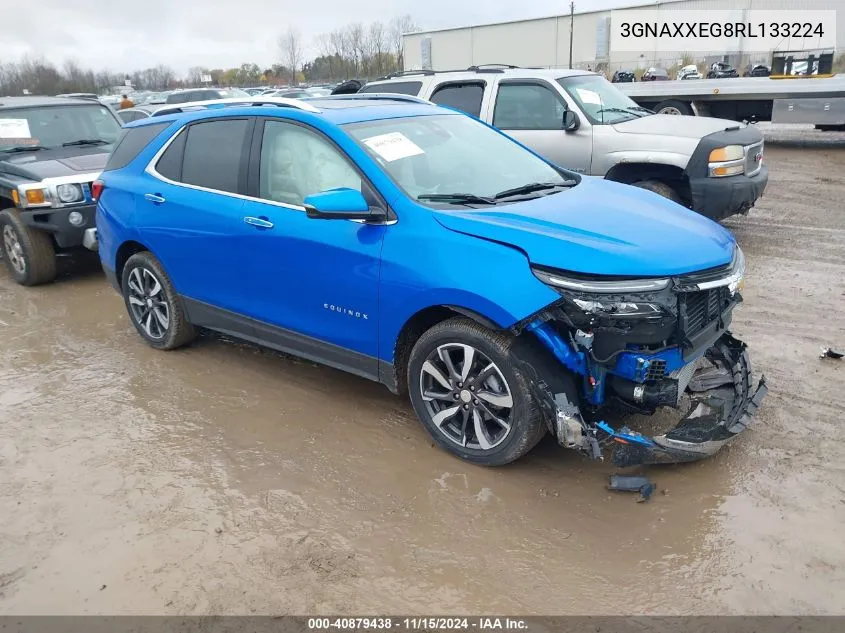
[407,317,546,466]
[121,251,195,350]
[0,208,57,286]
[632,180,684,205]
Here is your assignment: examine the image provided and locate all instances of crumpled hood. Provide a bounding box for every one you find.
[613,114,748,139]
[432,177,735,277]
[0,146,109,181]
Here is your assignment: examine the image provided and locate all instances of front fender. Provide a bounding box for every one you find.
[377,213,560,363]
[601,150,691,175]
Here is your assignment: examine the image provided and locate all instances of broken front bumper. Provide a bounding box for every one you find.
[598,333,767,466]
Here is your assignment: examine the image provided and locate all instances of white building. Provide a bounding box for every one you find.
[403,0,844,74]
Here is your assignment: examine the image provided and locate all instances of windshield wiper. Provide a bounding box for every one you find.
[628,105,653,114]
[417,193,496,205]
[493,181,576,200]
[62,139,110,147]
[0,145,45,153]
[596,107,643,119]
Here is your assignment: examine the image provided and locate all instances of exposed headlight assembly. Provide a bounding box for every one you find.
[532,268,670,320]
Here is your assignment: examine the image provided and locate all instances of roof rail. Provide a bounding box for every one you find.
[311,93,434,106]
[376,70,437,80]
[468,64,521,71]
[151,96,321,117]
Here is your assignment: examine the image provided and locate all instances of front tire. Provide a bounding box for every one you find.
[121,251,195,350]
[0,209,57,286]
[407,317,546,466]
[632,179,684,205]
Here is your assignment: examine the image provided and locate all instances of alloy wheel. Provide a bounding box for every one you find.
[127,266,170,339]
[419,343,514,450]
[2,225,25,274]
[660,106,683,115]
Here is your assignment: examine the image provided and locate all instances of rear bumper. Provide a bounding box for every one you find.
[689,166,769,221]
[19,204,97,249]
[103,264,121,293]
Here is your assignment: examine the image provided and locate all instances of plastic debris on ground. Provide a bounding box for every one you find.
[820,347,843,360]
[607,474,657,502]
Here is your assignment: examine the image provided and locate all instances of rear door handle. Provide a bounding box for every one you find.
[243,216,274,229]
[144,193,166,203]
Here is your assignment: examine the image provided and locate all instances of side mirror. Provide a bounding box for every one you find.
[303,188,378,220]
[562,110,580,132]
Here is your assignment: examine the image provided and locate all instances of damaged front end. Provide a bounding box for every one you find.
[516,247,767,466]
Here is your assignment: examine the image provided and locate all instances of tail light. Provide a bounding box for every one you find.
[91,179,104,201]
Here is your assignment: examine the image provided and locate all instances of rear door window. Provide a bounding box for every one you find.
[103,122,170,172]
[178,119,250,193]
[430,83,484,117]
[359,81,423,96]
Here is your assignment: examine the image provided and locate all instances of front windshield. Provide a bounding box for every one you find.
[345,113,573,206]
[0,104,121,151]
[557,75,648,125]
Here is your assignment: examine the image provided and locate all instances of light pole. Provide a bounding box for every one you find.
[569,2,575,69]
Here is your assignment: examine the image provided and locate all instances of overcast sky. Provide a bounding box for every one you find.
[5,0,628,75]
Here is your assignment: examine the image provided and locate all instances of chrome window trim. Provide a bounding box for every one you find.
[144,122,397,224]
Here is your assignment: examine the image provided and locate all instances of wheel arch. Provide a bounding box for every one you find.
[114,239,151,290]
[605,162,691,206]
[388,304,506,396]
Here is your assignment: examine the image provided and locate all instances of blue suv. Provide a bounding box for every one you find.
[95,95,766,468]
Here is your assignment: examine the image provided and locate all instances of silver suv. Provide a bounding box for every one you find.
[361,67,768,221]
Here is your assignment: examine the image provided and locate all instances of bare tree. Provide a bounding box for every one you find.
[368,22,387,77]
[278,27,303,85]
[389,15,419,71]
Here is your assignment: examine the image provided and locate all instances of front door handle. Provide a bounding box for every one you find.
[244,216,274,229]
[144,193,166,203]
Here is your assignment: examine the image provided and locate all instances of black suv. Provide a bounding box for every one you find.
[0,96,122,285]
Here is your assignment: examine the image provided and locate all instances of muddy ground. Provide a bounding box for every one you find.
[1,127,844,615]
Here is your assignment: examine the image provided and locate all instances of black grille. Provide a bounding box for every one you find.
[645,359,667,380]
[682,287,732,338]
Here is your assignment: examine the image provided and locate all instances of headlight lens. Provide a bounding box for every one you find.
[571,298,664,317]
[708,145,745,177]
[709,145,743,162]
[56,183,83,203]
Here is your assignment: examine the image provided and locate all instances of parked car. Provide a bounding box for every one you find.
[641,67,670,81]
[94,95,766,468]
[707,62,739,79]
[0,96,122,285]
[165,87,250,104]
[56,92,99,100]
[143,91,171,104]
[610,70,636,83]
[267,89,310,99]
[360,68,768,221]
[116,105,162,124]
[305,87,333,97]
[743,64,771,77]
[677,64,703,80]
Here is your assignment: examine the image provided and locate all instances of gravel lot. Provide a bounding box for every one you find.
[1,125,844,615]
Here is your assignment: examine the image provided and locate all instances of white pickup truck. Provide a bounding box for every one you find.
[360,67,768,221]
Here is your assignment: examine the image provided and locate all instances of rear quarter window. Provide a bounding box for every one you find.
[103,122,170,172]
[359,81,422,96]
